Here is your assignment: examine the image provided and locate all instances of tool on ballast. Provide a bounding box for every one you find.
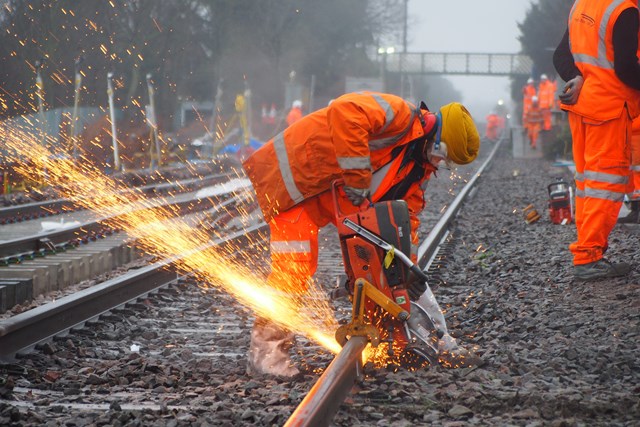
[523,204,541,224]
[548,179,572,225]
[331,180,441,369]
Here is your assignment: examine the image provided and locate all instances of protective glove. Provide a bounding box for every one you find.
[343,186,370,206]
[559,75,584,105]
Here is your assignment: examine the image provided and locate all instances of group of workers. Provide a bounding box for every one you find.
[237,0,640,377]
[522,74,558,149]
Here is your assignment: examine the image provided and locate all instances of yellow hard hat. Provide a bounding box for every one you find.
[439,102,480,165]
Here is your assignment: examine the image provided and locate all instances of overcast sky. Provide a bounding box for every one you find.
[407,0,535,119]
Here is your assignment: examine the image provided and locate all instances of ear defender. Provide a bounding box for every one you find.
[434,111,442,151]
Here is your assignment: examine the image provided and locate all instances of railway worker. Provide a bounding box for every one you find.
[485,111,501,141]
[618,116,640,223]
[537,74,555,131]
[553,0,640,281]
[522,77,537,124]
[242,91,480,376]
[523,96,544,149]
[286,99,304,126]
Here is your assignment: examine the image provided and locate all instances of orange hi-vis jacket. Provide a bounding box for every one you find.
[286,106,303,126]
[561,0,640,121]
[538,79,555,110]
[243,92,437,230]
[522,83,537,120]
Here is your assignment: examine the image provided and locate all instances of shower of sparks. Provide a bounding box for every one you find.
[2,122,341,355]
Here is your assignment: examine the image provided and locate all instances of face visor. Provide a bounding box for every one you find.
[428,140,454,170]
[426,111,454,170]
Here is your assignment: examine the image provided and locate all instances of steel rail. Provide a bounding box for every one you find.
[0,223,266,361]
[284,135,507,427]
[0,173,229,223]
[283,336,368,427]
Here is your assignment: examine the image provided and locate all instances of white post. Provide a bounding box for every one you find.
[107,72,120,172]
[146,73,161,170]
[70,57,83,160]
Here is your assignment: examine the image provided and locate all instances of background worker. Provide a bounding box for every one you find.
[286,99,303,126]
[242,91,480,376]
[485,111,500,141]
[618,116,640,223]
[553,0,640,281]
[537,74,555,131]
[522,77,537,125]
[524,96,544,149]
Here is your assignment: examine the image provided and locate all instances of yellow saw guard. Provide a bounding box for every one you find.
[335,278,410,347]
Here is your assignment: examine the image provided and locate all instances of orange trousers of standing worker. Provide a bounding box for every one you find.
[568,109,632,265]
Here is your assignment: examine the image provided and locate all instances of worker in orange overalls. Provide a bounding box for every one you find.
[524,96,544,149]
[618,116,640,223]
[285,99,303,126]
[243,92,480,376]
[522,77,537,124]
[553,0,640,281]
[538,74,555,131]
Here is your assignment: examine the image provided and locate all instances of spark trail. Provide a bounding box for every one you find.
[1,123,342,354]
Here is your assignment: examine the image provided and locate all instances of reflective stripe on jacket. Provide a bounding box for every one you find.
[243,92,431,223]
[562,0,640,120]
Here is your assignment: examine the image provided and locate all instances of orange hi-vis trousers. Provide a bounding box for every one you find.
[267,206,319,294]
[568,110,631,266]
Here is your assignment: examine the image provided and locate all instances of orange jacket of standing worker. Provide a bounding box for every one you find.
[562,3,640,120]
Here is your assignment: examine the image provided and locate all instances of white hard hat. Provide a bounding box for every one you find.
[527,78,534,84]
[292,100,302,108]
[540,74,548,80]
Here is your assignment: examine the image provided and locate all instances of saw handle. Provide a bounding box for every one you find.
[331,179,371,219]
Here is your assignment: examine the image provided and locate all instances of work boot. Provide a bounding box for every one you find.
[574,258,631,282]
[246,317,300,377]
[617,201,640,224]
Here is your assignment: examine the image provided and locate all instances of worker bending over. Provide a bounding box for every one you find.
[243,91,480,376]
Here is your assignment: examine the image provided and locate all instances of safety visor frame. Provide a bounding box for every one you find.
[429,111,454,170]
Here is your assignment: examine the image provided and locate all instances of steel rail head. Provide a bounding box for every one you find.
[284,335,368,427]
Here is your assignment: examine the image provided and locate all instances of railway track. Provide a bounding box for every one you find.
[0,136,499,424]
[0,135,500,424]
[1,131,637,426]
